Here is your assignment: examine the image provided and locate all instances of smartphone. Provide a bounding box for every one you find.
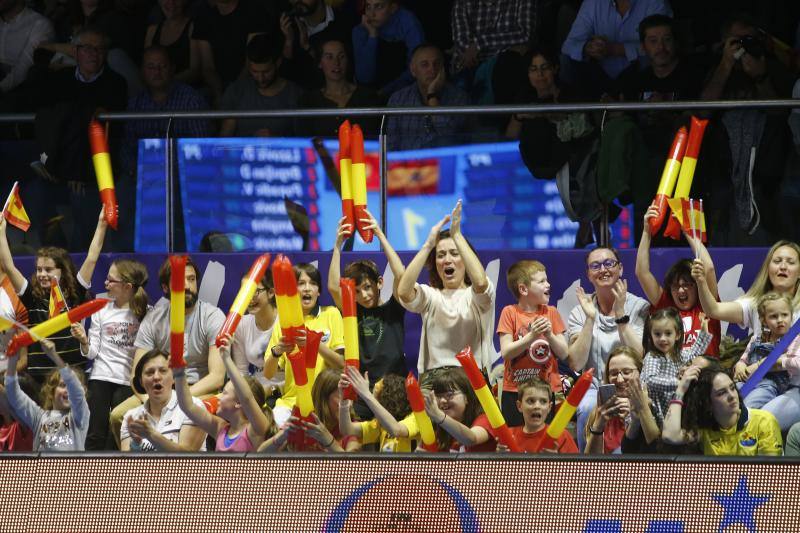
[598,384,616,405]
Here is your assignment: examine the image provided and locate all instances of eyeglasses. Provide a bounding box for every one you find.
[435,390,463,401]
[254,287,267,296]
[105,277,124,284]
[669,281,694,291]
[608,368,637,380]
[588,259,620,272]
[77,44,107,54]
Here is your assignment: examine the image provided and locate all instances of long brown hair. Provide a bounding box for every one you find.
[429,368,482,450]
[312,369,342,432]
[744,240,800,309]
[40,367,87,410]
[112,259,150,322]
[31,247,80,303]
[424,230,476,290]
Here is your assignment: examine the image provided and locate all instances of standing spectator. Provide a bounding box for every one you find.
[296,38,381,138]
[191,0,273,95]
[699,14,794,245]
[386,43,469,151]
[352,0,424,96]
[143,0,199,84]
[279,0,356,89]
[220,33,301,137]
[561,0,672,97]
[0,0,54,97]
[567,246,650,451]
[451,0,536,104]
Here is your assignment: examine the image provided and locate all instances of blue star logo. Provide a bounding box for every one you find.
[712,476,770,532]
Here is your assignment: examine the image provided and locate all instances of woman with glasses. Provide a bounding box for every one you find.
[635,205,721,356]
[69,259,150,450]
[231,269,280,400]
[506,46,594,179]
[584,346,660,454]
[567,246,650,451]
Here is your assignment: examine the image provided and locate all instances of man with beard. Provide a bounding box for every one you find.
[220,33,301,137]
[109,256,225,448]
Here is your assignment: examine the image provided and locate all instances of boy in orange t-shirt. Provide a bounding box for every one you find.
[510,378,578,454]
[497,260,568,426]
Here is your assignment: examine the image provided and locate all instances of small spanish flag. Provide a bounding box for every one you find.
[2,181,30,232]
[49,278,67,319]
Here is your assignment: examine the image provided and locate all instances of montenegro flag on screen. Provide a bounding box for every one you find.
[3,182,30,232]
[49,278,67,319]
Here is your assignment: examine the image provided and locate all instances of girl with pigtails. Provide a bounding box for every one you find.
[70,259,150,450]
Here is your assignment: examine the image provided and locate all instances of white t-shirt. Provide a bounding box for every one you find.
[134,298,225,384]
[401,280,497,374]
[567,292,650,384]
[81,301,142,385]
[0,285,18,372]
[120,390,207,451]
[232,314,283,388]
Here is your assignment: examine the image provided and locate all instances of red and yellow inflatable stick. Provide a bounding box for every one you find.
[340,278,360,400]
[304,328,322,372]
[288,350,315,418]
[88,120,118,230]
[350,124,373,243]
[215,253,271,347]
[7,298,108,355]
[338,121,355,239]
[647,127,688,236]
[405,373,438,452]
[664,117,709,240]
[455,346,521,453]
[169,255,187,369]
[272,255,305,343]
[532,369,594,453]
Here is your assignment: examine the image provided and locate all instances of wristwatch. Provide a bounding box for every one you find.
[614,315,630,325]
[271,346,282,358]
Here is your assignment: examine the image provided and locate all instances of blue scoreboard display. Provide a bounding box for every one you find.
[135,137,633,252]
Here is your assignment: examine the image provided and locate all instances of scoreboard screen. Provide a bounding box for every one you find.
[135,138,632,252]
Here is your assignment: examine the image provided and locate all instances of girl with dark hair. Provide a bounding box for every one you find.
[397,200,496,385]
[0,211,107,381]
[636,205,721,355]
[663,366,783,456]
[70,259,150,450]
[641,307,711,425]
[420,367,497,452]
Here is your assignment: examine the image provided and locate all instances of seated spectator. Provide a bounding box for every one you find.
[560,0,672,98]
[352,0,424,97]
[699,14,795,245]
[451,0,536,105]
[386,43,469,150]
[568,246,650,451]
[421,367,498,452]
[510,378,579,453]
[4,339,89,451]
[220,33,301,137]
[585,346,660,454]
[109,256,226,448]
[296,39,381,138]
[663,366,783,456]
[0,0,54,97]
[143,0,199,84]
[508,46,595,179]
[191,0,274,95]
[120,350,207,451]
[280,0,356,89]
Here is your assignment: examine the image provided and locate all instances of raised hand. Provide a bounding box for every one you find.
[425,213,451,248]
[576,285,597,320]
[334,216,352,249]
[422,388,445,424]
[449,200,463,237]
[345,366,371,399]
[611,279,628,318]
[70,323,88,345]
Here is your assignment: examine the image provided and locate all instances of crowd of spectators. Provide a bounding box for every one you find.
[1,1,800,248]
[0,202,799,457]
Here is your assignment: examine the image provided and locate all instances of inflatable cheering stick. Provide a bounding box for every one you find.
[88,120,118,230]
[532,369,594,453]
[169,256,187,369]
[287,350,316,450]
[350,124,373,243]
[405,373,438,452]
[7,298,109,355]
[664,117,709,240]
[456,346,521,452]
[340,278,360,401]
[648,127,687,236]
[215,254,271,347]
[338,121,355,239]
[272,255,305,344]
